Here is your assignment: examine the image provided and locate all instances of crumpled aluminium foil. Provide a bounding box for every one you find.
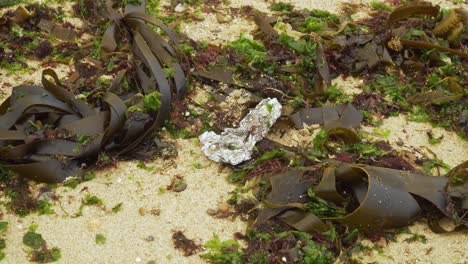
[199,98,282,165]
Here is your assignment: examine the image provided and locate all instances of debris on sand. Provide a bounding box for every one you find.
[171,231,202,256]
[199,98,282,165]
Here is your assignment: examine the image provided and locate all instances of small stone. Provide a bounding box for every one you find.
[139,208,147,216]
[145,235,155,242]
[173,182,187,192]
[135,257,142,263]
[396,138,404,146]
[217,203,229,213]
[206,209,217,216]
[216,13,232,24]
[174,4,185,13]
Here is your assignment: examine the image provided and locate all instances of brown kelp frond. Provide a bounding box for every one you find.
[99,1,187,153]
[255,162,465,234]
[37,19,77,42]
[387,1,439,25]
[407,77,465,105]
[290,104,363,130]
[399,38,468,59]
[0,70,119,182]
[445,161,468,227]
[0,1,186,182]
[251,9,279,39]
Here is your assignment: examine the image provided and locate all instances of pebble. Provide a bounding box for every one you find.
[206,208,217,216]
[135,257,142,263]
[216,13,232,24]
[139,208,147,216]
[173,182,187,192]
[217,203,229,213]
[145,235,155,242]
[396,138,404,146]
[174,4,185,13]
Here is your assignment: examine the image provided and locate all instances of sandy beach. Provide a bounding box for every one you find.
[0,0,467,263]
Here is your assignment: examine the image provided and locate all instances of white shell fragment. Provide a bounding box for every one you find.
[199,98,282,165]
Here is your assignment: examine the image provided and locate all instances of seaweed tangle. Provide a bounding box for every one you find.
[0,0,186,182]
[255,162,467,234]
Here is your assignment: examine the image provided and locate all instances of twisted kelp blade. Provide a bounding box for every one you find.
[407,90,445,104]
[0,82,93,182]
[98,1,187,153]
[194,67,236,85]
[290,104,363,130]
[251,10,279,38]
[117,30,173,153]
[102,92,127,142]
[41,69,96,117]
[327,127,360,144]
[328,165,448,231]
[255,163,455,233]
[3,160,83,183]
[315,42,331,92]
[255,168,328,232]
[255,168,317,223]
[355,41,394,72]
[0,93,74,130]
[0,69,139,183]
[400,38,468,59]
[100,23,118,58]
[446,161,468,226]
[125,18,186,97]
[37,19,77,42]
[427,160,467,233]
[132,31,172,127]
[278,210,328,233]
[314,166,346,204]
[387,1,439,25]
